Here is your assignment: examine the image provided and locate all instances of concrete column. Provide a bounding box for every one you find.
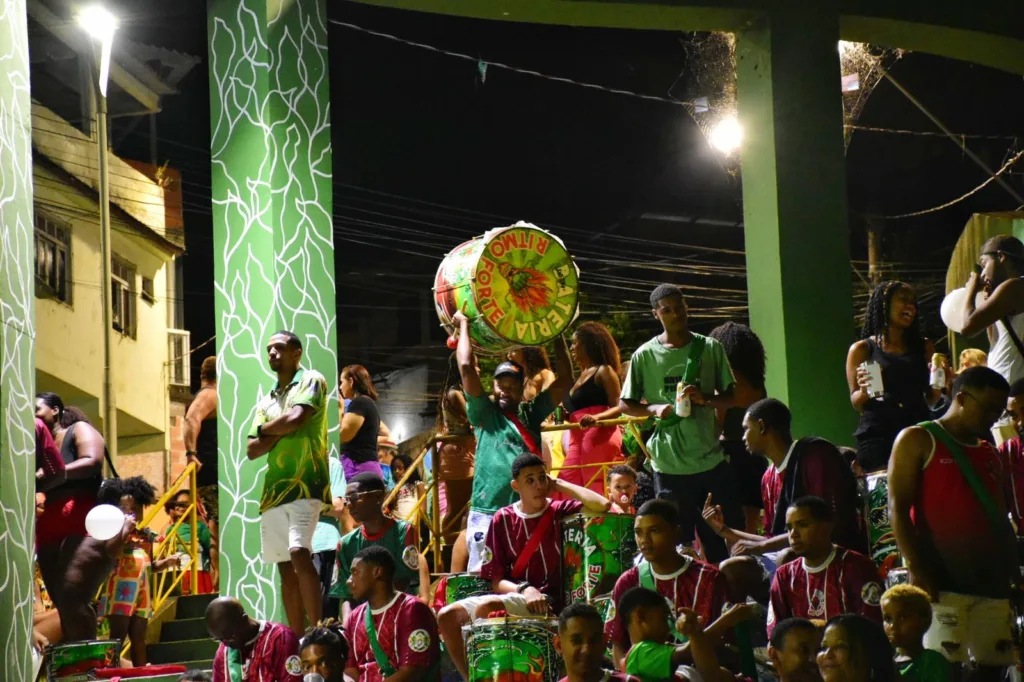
[736,8,856,443]
[0,0,37,676]
[208,0,337,619]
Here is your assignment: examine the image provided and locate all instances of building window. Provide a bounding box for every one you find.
[112,257,136,338]
[141,276,155,304]
[34,209,72,304]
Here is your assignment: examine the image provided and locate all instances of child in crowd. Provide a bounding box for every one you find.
[607,464,639,514]
[556,602,640,682]
[162,489,214,594]
[818,615,896,682]
[388,453,425,522]
[98,477,181,666]
[618,587,736,682]
[880,585,952,682]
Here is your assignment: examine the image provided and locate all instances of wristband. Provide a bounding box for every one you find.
[186,451,197,459]
[257,424,263,438]
[516,581,531,594]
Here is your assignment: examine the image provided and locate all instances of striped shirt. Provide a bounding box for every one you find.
[480,499,583,612]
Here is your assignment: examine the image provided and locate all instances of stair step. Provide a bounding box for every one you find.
[148,638,219,664]
[161,617,210,642]
[175,593,219,620]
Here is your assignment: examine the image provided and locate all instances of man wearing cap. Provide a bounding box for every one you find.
[619,284,741,564]
[452,309,573,571]
[961,235,1024,385]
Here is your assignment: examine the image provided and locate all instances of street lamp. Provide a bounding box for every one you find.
[78,4,119,458]
[709,116,743,155]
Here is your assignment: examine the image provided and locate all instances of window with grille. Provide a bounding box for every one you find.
[141,276,155,304]
[111,257,137,338]
[34,210,72,304]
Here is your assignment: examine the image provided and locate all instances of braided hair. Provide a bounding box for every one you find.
[300,618,349,663]
[859,280,925,357]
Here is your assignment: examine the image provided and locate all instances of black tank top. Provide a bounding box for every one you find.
[854,337,930,442]
[194,387,219,487]
[57,423,103,494]
[563,372,610,414]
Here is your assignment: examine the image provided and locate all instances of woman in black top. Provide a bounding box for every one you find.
[560,322,623,493]
[35,393,119,641]
[340,365,383,480]
[845,281,945,472]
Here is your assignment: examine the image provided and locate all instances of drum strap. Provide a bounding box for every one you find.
[636,560,687,644]
[364,604,398,678]
[512,506,556,580]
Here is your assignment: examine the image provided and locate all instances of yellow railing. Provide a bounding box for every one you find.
[117,463,201,660]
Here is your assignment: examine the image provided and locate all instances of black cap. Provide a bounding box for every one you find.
[493,360,525,380]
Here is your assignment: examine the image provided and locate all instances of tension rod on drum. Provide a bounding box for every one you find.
[541,416,653,433]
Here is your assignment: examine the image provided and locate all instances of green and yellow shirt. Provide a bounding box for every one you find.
[249,368,330,513]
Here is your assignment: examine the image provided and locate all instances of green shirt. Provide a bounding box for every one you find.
[466,390,556,514]
[312,456,347,553]
[621,334,735,475]
[331,519,420,600]
[248,368,330,513]
[164,520,212,571]
[625,641,676,682]
[897,650,953,682]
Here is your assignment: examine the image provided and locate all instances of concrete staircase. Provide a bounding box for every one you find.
[127,593,220,682]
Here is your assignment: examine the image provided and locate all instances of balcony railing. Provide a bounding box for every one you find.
[168,329,190,388]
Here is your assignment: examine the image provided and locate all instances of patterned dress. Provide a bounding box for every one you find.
[99,528,158,618]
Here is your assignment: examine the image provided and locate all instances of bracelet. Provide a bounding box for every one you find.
[516,581,531,594]
[257,424,263,438]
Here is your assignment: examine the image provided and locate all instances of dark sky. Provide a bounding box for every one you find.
[109,0,1024,386]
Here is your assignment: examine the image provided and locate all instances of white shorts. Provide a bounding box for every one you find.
[466,510,494,573]
[924,592,1014,665]
[457,592,530,620]
[261,498,321,564]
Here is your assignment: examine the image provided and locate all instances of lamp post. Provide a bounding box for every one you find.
[78,5,118,458]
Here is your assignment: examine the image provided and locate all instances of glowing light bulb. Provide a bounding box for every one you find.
[709,116,743,154]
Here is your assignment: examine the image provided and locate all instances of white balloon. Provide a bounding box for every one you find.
[85,504,126,541]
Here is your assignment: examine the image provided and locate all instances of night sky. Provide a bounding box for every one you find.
[109,0,1024,388]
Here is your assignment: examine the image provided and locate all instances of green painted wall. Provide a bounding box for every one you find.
[208,0,337,619]
[0,0,37,676]
[735,10,857,444]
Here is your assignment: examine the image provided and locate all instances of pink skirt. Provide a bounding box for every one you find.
[559,405,623,495]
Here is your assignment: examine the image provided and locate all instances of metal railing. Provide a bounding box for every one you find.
[383,416,653,566]
[168,329,191,387]
[117,463,201,659]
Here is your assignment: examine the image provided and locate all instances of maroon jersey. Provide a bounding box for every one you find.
[913,426,1007,597]
[212,621,302,682]
[480,499,583,611]
[767,547,882,635]
[1000,436,1024,536]
[606,558,729,646]
[762,465,784,537]
[559,673,641,682]
[345,592,440,682]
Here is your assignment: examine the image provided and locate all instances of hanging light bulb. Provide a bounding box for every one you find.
[709,116,743,154]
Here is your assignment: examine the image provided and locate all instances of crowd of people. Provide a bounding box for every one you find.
[29,235,1024,682]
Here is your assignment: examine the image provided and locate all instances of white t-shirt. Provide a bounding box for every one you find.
[989,309,1024,385]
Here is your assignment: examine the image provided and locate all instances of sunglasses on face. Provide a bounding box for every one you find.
[344,490,381,505]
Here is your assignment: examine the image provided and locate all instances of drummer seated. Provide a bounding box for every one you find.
[619,587,735,682]
[437,453,611,682]
[606,499,730,670]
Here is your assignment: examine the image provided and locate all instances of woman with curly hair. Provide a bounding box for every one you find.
[559,321,624,494]
[845,281,944,472]
[98,476,181,665]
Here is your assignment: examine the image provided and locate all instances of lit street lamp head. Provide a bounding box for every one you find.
[77,4,118,97]
[709,116,743,155]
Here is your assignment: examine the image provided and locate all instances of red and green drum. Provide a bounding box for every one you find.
[562,513,637,606]
[434,223,580,354]
[464,616,563,682]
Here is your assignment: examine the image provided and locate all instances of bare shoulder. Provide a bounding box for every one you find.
[847,338,870,358]
[891,425,931,459]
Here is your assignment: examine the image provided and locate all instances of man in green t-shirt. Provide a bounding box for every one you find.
[247,330,330,634]
[619,284,741,563]
[331,472,429,620]
[452,309,573,571]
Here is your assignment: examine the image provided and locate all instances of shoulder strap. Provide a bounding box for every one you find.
[918,421,1005,531]
[511,506,556,579]
[364,605,398,677]
[1003,316,1024,359]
